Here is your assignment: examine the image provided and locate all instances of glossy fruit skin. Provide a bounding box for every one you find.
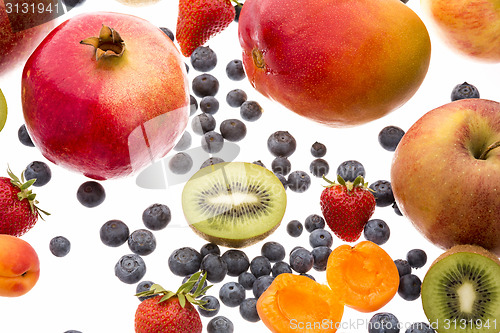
[49,236,71,257]
[368,313,400,333]
[421,0,500,62]
[0,177,38,236]
[134,295,202,333]
[22,12,189,180]
[168,247,202,277]
[207,316,234,333]
[76,181,105,208]
[0,234,40,297]
[100,220,130,247]
[398,274,422,301]
[0,0,56,75]
[391,99,500,255]
[115,254,146,284]
[238,0,431,127]
[451,81,480,101]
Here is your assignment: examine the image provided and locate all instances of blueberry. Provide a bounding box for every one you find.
[190,46,217,72]
[287,171,311,193]
[290,246,306,257]
[136,280,156,301]
[271,261,292,277]
[275,173,288,190]
[239,298,260,322]
[405,322,435,333]
[309,229,333,248]
[189,95,198,116]
[394,259,412,277]
[221,249,250,276]
[312,246,332,271]
[252,275,274,299]
[368,312,400,333]
[398,274,422,301]
[337,160,365,182]
[76,181,105,208]
[159,27,174,41]
[100,220,129,247]
[234,3,243,22]
[18,124,35,147]
[272,156,293,175]
[128,229,156,256]
[201,243,221,258]
[192,73,219,97]
[226,59,246,81]
[173,131,192,151]
[289,247,314,273]
[379,126,405,152]
[220,119,247,142]
[267,131,296,157]
[310,158,329,178]
[286,220,303,237]
[250,255,272,278]
[201,131,224,153]
[253,160,265,168]
[300,273,316,281]
[261,241,286,262]
[200,96,219,114]
[24,161,51,187]
[201,253,228,283]
[363,219,390,245]
[198,295,220,318]
[142,203,171,231]
[451,82,480,101]
[185,63,190,73]
[305,214,326,232]
[226,89,247,107]
[64,331,82,333]
[182,273,208,293]
[240,100,263,121]
[49,236,71,257]
[115,254,146,284]
[369,180,394,207]
[406,249,427,269]
[311,142,327,157]
[219,282,246,307]
[207,316,234,333]
[393,202,403,216]
[200,157,225,169]
[168,247,202,277]
[238,272,257,290]
[192,113,216,135]
[61,0,85,8]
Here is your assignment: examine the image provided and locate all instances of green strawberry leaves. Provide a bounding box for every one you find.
[7,167,50,220]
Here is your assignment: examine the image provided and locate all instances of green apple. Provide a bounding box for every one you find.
[391,99,500,255]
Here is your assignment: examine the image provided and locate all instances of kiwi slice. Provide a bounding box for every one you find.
[421,245,500,333]
[182,162,287,248]
[0,88,7,133]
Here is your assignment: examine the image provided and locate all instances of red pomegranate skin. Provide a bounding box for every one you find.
[0,0,56,75]
[22,12,189,180]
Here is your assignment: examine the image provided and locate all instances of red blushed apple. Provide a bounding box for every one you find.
[238,0,431,127]
[421,0,500,62]
[0,0,57,75]
[22,12,189,180]
[391,99,500,255]
[0,234,40,297]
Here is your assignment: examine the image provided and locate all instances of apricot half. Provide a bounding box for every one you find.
[326,241,399,312]
[257,273,344,333]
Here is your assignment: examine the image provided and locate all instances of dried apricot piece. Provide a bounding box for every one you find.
[257,273,344,332]
[326,241,399,312]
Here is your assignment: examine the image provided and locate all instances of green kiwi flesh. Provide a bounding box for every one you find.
[182,162,287,248]
[421,250,500,333]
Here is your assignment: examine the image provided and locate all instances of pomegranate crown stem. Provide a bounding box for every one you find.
[80,25,125,61]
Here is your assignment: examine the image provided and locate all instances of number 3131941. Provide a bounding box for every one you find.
[5,1,61,14]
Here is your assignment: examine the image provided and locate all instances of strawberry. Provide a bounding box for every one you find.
[320,175,376,242]
[134,272,211,333]
[0,168,49,237]
[176,0,237,57]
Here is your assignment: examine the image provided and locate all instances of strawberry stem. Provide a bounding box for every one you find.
[478,140,500,160]
[7,167,50,220]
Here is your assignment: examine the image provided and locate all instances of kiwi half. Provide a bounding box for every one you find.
[182,162,287,248]
[421,245,500,333]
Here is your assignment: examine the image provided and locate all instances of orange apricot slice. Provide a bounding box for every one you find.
[257,273,344,333]
[326,241,399,313]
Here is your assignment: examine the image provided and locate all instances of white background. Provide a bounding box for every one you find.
[0,0,499,332]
